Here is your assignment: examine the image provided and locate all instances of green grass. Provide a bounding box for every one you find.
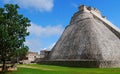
[6,64,120,74]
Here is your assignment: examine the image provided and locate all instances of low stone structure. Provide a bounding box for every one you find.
[40,50,51,60]
[40,5,120,68]
[21,52,40,64]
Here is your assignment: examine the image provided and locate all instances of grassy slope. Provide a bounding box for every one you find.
[7,64,120,74]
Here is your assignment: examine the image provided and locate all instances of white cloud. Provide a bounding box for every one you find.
[3,0,54,12]
[41,42,55,51]
[3,0,10,3]
[25,39,42,52]
[24,22,64,52]
[45,42,55,50]
[71,3,78,8]
[48,43,55,49]
[29,22,64,37]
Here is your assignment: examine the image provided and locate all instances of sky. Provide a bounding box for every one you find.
[0,0,120,53]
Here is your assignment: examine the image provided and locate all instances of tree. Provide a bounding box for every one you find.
[15,46,29,63]
[0,4,30,73]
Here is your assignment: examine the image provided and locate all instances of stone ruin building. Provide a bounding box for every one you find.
[21,52,40,64]
[40,50,51,60]
[40,5,120,68]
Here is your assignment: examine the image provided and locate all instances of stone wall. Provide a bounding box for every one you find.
[39,60,120,68]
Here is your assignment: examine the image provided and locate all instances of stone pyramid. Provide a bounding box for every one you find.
[46,5,120,68]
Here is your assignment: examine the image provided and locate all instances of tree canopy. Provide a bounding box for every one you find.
[0,4,30,72]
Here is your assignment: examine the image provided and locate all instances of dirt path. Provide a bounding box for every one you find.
[18,65,53,71]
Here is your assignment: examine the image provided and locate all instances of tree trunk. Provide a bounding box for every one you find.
[2,60,6,73]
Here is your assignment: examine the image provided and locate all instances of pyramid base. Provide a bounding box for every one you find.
[39,60,120,68]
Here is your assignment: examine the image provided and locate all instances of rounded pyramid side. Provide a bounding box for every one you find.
[48,11,103,60]
[47,6,120,67]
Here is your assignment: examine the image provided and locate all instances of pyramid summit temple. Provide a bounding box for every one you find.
[40,5,120,68]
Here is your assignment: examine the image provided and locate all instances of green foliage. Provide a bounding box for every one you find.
[0,4,30,72]
[16,46,29,61]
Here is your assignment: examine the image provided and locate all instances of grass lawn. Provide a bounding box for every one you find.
[6,64,120,74]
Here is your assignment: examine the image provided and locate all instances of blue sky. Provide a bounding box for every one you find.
[0,0,120,53]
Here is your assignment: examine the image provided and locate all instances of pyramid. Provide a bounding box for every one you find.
[42,5,120,68]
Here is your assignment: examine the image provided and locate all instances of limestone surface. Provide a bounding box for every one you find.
[47,5,120,68]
